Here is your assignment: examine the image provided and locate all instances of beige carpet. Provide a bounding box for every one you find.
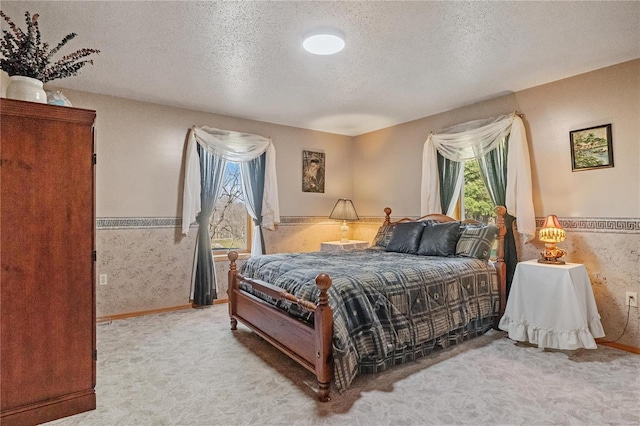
[48,304,639,426]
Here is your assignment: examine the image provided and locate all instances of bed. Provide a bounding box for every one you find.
[227,206,507,402]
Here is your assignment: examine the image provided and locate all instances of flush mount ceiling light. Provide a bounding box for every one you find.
[303,33,345,55]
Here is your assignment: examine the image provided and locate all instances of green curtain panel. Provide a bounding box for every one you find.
[476,136,518,295]
[437,152,461,215]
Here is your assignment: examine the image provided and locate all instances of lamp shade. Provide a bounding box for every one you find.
[329,199,359,221]
[539,215,566,243]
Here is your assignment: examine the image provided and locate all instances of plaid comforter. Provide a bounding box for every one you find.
[240,249,499,391]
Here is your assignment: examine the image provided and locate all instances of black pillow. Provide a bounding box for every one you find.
[417,221,461,256]
[385,222,425,254]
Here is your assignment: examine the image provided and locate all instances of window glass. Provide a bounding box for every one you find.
[461,159,494,223]
[462,159,498,259]
[209,163,249,251]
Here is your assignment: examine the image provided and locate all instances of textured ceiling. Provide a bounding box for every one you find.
[2,1,639,136]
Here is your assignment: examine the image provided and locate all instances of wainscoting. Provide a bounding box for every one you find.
[96,218,196,318]
[96,215,639,349]
[96,216,345,317]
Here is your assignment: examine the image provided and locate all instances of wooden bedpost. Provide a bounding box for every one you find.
[314,273,333,402]
[494,206,507,319]
[228,251,239,330]
[383,207,392,225]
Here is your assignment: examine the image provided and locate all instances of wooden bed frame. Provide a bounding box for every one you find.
[227,206,507,402]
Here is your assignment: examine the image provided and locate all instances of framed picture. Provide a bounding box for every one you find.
[302,150,325,193]
[569,124,613,171]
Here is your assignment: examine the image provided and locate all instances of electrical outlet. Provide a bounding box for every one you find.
[99,274,108,286]
[626,292,638,308]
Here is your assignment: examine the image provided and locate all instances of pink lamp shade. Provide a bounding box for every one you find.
[538,215,566,243]
[538,214,567,264]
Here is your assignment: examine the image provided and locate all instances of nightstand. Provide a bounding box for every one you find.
[498,259,605,350]
[320,240,370,253]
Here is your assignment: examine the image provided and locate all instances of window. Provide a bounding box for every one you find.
[209,163,251,252]
[461,159,494,223]
[461,159,497,259]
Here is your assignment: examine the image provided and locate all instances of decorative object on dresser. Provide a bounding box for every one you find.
[538,214,567,264]
[569,123,613,171]
[499,260,605,350]
[45,89,73,106]
[1,98,97,425]
[328,198,359,242]
[0,10,100,103]
[226,206,507,402]
[4,75,47,103]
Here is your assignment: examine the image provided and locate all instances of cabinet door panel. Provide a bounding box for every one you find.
[1,100,96,422]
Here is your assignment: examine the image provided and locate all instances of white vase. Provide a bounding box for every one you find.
[6,76,47,104]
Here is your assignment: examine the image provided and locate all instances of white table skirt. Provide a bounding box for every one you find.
[499,260,605,350]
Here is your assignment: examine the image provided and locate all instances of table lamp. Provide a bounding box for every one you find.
[538,214,567,264]
[329,199,359,243]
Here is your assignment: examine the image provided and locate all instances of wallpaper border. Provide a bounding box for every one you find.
[96,216,640,233]
[97,217,182,229]
[535,217,640,234]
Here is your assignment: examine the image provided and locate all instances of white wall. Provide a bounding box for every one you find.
[60,89,354,218]
[353,59,640,219]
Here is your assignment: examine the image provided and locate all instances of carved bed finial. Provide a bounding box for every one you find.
[315,273,332,304]
[494,205,507,217]
[383,207,392,225]
[228,250,238,267]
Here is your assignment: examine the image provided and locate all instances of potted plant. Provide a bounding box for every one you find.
[0,10,99,103]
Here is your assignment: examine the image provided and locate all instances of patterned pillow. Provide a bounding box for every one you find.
[372,223,397,248]
[456,224,499,260]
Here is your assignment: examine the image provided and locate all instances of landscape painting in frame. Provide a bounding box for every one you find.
[569,124,613,171]
[302,150,325,193]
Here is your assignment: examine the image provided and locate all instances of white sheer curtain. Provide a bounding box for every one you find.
[181,126,280,255]
[420,113,535,241]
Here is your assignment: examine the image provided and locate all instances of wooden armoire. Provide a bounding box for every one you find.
[1,98,97,425]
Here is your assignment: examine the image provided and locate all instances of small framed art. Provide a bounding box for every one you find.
[302,150,325,193]
[569,124,613,171]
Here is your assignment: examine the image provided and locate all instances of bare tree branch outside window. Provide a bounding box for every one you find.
[209,163,248,251]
